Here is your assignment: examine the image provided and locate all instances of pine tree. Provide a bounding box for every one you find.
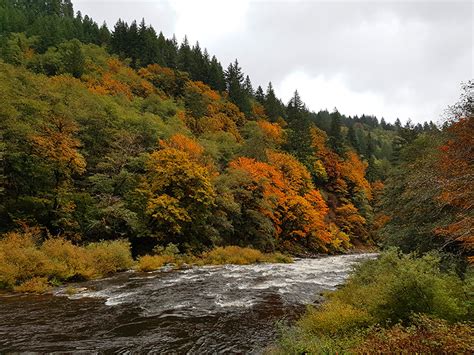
[347,125,359,152]
[164,35,178,68]
[98,22,110,45]
[365,132,378,181]
[285,90,315,170]
[328,108,345,156]
[243,75,254,97]
[395,118,402,131]
[225,59,251,115]
[111,19,129,57]
[264,82,283,122]
[208,55,225,92]
[255,85,265,104]
[177,36,192,73]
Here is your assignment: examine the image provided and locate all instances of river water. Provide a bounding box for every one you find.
[0,253,376,353]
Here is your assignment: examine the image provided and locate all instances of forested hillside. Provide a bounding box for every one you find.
[0,0,470,261]
[0,1,472,352]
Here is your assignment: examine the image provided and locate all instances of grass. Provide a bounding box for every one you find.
[199,246,293,265]
[0,228,133,293]
[135,245,293,272]
[271,249,473,354]
[0,229,293,292]
[136,254,175,272]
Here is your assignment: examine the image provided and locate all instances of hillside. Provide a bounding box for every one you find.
[0,0,418,256]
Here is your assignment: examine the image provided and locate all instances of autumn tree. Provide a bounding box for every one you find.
[436,105,473,254]
[139,148,216,250]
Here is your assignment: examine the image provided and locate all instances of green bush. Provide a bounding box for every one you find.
[298,300,372,336]
[334,249,469,323]
[272,249,472,354]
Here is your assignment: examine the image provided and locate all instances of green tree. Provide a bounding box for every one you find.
[225,59,251,115]
[328,108,345,156]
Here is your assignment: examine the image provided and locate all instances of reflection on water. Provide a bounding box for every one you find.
[0,253,377,353]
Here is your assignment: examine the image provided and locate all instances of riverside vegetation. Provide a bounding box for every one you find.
[271,83,473,352]
[0,0,472,352]
[0,227,291,293]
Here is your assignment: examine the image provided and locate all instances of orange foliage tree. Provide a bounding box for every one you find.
[258,121,285,146]
[436,116,474,253]
[228,156,339,252]
[159,134,216,174]
[266,150,313,194]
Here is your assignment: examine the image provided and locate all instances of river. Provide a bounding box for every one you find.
[0,253,376,353]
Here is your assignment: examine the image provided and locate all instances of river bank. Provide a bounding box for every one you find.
[0,228,375,295]
[0,229,293,294]
[270,250,473,354]
[0,253,376,353]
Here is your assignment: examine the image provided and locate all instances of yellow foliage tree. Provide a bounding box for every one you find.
[140,148,216,243]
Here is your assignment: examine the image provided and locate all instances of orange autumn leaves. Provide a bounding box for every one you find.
[437,116,473,254]
[144,126,372,252]
[228,151,346,251]
[31,114,86,178]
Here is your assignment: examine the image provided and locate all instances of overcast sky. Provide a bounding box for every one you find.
[74,0,473,124]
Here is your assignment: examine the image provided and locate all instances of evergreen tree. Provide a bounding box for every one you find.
[264,82,284,122]
[225,59,251,115]
[347,125,359,152]
[243,75,254,97]
[255,85,265,104]
[110,19,128,57]
[208,55,225,92]
[164,35,178,68]
[285,90,315,170]
[98,22,110,45]
[394,118,402,130]
[328,108,345,156]
[365,132,378,181]
[177,36,192,73]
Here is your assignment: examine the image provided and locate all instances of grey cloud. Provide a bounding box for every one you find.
[74,0,473,123]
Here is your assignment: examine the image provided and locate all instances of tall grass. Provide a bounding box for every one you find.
[1,229,293,291]
[0,228,133,292]
[200,246,292,265]
[135,245,293,272]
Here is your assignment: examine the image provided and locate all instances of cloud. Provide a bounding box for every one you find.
[168,0,250,43]
[73,0,473,123]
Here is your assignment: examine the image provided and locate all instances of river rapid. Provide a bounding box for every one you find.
[0,253,377,353]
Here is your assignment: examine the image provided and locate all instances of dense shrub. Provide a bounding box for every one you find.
[272,250,472,354]
[136,246,293,272]
[0,228,134,292]
[136,255,174,272]
[200,246,292,265]
[85,240,134,276]
[353,315,473,353]
[334,249,469,323]
[13,277,51,293]
[298,300,372,336]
